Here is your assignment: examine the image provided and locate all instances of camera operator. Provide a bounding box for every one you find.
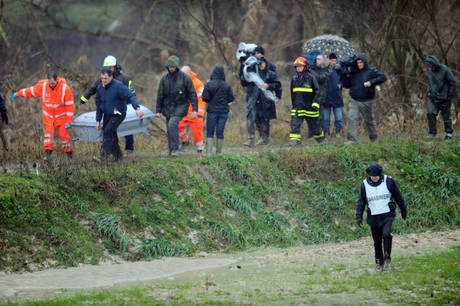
[341,53,386,143]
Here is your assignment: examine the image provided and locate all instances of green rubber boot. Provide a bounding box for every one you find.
[216,139,223,154]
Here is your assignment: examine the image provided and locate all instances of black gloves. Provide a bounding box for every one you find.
[401,209,407,220]
[1,111,8,125]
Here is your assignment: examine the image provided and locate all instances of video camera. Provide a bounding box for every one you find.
[236,42,258,63]
[339,54,358,75]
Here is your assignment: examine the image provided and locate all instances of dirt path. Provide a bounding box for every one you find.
[0,257,238,300]
[0,229,458,301]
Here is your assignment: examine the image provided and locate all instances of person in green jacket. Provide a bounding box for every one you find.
[424,55,456,140]
[155,55,198,156]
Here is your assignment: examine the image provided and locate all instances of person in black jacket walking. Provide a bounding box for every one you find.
[356,162,407,272]
[239,45,277,147]
[255,59,282,145]
[202,65,235,154]
[155,55,198,156]
[342,53,386,143]
[96,68,143,161]
[0,93,8,150]
[81,55,138,154]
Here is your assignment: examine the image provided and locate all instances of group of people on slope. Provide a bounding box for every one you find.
[1,46,456,159]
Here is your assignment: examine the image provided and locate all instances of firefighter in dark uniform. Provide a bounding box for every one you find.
[288,56,324,145]
[356,162,407,271]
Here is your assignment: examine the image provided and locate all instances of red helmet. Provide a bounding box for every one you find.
[293,56,308,67]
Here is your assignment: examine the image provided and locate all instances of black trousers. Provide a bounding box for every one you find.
[166,115,182,153]
[369,213,394,265]
[102,113,126,161]
[427,99,453,135]
[124,135,134,151]
[290,115,324,142]
[255,116,270,140]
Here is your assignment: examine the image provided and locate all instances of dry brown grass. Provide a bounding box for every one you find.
[278,150,343,181]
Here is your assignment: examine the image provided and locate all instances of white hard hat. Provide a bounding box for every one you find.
[103,55,117,67]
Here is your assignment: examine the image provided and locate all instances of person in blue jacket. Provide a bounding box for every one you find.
[321,53,344,137]
[96,68,143,161]
[81,55,138,154]
[202,65,235,154]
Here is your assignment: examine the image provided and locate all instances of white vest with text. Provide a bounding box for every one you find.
[363,175,391,215]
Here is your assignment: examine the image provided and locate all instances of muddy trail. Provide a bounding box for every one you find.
[1,229,458,302]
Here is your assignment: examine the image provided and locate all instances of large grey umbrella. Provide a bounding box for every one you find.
[303,35,355,61]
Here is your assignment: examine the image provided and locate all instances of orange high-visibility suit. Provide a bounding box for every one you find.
[16,78,74,153]
[178,70,206,146]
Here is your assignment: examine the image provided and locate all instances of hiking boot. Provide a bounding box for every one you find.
[170,150,183,157]
[316,138,327,145]
[334,129,343,138]
[257,137,269,145]
[375,264,383,272]
[125,149,134,155]
[382,258,391,272]
[445,133,453,140]
[288,140,301,147]
[43,150,53,161]
[244,138,255,147]
[197,144,205,156]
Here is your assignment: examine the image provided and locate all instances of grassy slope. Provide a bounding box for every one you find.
[0,139,459,272]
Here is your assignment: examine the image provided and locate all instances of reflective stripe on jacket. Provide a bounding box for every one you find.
[16,78,74,123]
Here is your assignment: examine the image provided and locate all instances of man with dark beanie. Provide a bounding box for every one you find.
[355,162,407,271]
[254,45,277,73]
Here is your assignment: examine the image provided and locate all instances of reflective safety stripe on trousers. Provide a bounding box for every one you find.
[313,131,325,139]
[42,110,74,118]
[292,87,313,93]
[289,133,301,140]
[291,109,319,117]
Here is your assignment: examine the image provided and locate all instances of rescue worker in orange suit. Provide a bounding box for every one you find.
[178,66,206,154]
[11,71,75,157]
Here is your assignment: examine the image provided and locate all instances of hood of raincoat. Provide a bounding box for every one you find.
[210,66,225,81]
